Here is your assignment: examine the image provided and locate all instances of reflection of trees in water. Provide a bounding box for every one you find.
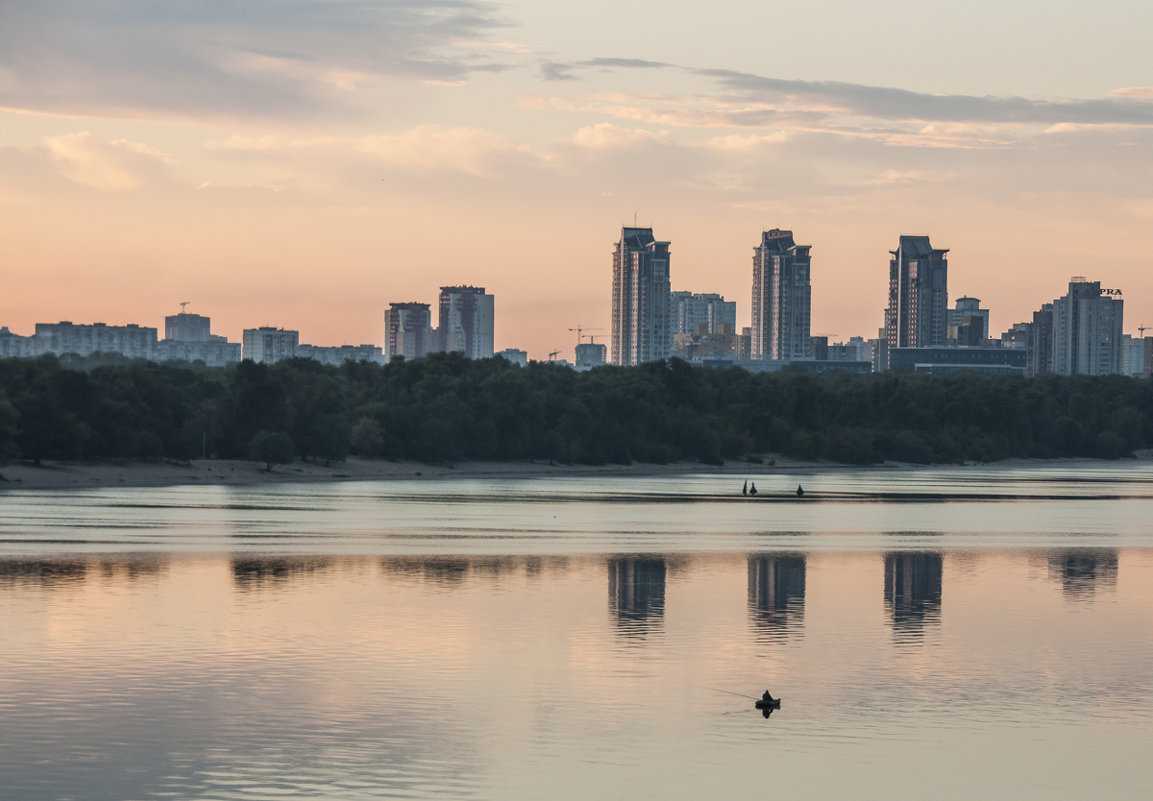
[747,555,805,639]
[607,557,666,637]
[377,556,571,588]
[0,557,166,588]
[1047,549,1118,601]
[883,552,943,637]
[230,556,336,590]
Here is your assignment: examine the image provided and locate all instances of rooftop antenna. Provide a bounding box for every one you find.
[179,301,190,312]
[634,211,637,226]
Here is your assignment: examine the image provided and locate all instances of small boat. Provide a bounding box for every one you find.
[755,698,781,710]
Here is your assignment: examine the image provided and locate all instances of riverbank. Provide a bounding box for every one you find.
[1,453,1144,491]
[0,456,827,490]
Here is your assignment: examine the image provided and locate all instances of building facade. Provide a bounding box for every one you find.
[611,227,671,366]
[33,322,158,360]
[438,286,494,359]
[1050,278,1123,375]
[670,291,736,337]
[164,313,212,342]
[947,296,989,346]
[751,229,811,361]
[242,327,300,364]
[384,302,434,361]
[885,235,949,350]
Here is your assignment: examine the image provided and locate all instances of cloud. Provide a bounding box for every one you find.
[695,68,1153,127]
[44,132,175,191]
[207,125,540,177]
[1108,87,1153,100]
[0,1,509,120]
[572,123,663,150]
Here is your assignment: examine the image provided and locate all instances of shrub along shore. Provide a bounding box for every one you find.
[1,352,1151,471]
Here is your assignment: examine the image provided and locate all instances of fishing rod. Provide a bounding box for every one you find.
[709,687,762,701]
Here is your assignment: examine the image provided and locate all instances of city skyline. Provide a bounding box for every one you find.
[2,2,1151,359]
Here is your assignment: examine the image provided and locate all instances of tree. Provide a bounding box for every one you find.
[248,430,295,471]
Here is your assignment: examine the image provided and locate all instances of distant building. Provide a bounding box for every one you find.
[670,292,736,337]
[827,336,869,363]
[751,229,811,361]
[384,302,434,361]
[885,235,948,351]
[1030,303,1055,376]
[672,324,742,363]
[1050,278,1123,375]
[0,326,35,358]
[889,347,1026,375]
[242,327,300,364]
[497,348,528,367]
[1122,335,1146,377]
[611,227,671,366]
[438,286,494,359]
[165,313,212,343]
[574,342,607,369]
[1145,337,1153,379]
[155,339,240,367]
[295,343,383,366]
[1001,321,1032,353]
[948,297,989,347]
[34,321,157,360]
[159,311,240,366]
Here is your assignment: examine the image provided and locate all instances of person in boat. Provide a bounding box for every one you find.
[796,484,804,497]
[749,482,758,496]
[762,690,777,704]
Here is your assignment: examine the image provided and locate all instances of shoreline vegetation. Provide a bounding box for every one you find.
[2,352,1152,488]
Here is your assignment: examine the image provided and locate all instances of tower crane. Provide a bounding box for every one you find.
[569,325,604,345]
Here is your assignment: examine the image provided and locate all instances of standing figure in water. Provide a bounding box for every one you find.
[749,482,758,496]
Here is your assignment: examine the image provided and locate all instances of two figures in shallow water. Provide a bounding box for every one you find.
[741,481,804,497]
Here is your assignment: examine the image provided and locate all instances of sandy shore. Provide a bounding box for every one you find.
[0,455,840,491]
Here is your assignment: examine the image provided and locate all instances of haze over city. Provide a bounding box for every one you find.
[3,1,1152,358]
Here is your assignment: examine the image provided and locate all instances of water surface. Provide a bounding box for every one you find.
[2,463,1152,799]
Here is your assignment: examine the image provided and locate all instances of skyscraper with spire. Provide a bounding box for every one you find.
[611,227,671,365]
[751,229,811,361]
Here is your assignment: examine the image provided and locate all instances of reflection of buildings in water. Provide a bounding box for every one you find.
[0,557,166,588]
[608,557,666,635]
[231,556,335,590]
[1047,549,1118,600]
[747,555,806,637]
[378,556,570,587]
[883,552,943,635]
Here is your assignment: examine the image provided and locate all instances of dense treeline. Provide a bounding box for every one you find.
[1,353,1151,468]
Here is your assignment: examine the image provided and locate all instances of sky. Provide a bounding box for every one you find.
[2,0,1152,358]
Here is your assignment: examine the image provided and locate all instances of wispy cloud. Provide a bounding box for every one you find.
[0,0,509,120]
[45,132,176,191]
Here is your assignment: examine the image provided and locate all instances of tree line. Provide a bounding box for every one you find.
[1,353,1151,468]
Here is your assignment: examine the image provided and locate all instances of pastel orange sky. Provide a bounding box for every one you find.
[2,1,1152,359]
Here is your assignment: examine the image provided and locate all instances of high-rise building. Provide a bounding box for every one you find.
[1050,278,1123,375]
[885,235,948,350]
[1030,303,1055,376]
[611,227,671,366]
[751,229,811,361]
[438,286,494,359]
[242,327,299,364]
[575,342,607,369]
[384,302,434,361]
[670,291,736,337]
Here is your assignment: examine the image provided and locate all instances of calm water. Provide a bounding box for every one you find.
[2,463,1153,800]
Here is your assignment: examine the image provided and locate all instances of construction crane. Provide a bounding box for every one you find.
[569,326,604,345]
[548,350,561,361]
[1139,324,1148,337]
[179,301,190,312]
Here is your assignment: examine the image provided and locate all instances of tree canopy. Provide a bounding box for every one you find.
[1,353,1151,467]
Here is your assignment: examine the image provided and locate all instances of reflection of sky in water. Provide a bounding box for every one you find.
[1,466,1153,799]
